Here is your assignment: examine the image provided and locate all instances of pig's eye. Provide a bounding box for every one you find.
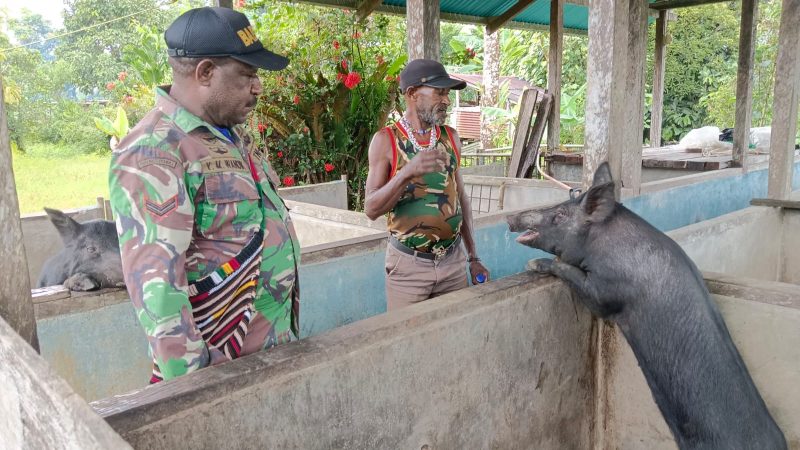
[86,245,98,254]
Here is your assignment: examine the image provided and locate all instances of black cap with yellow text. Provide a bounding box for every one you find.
[165,7,288,71]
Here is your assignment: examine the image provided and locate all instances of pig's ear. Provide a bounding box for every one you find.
[581,181,615,222]
[44,208,80,243]
[592,162,613,186]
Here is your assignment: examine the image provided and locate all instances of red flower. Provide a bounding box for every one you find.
[235,0,246,8]
[385,75,396,82]
[333,40,340,50]
[283,176,295,187]
[293,95,300,105]
[324,163,335,173]
[257,123,267,133]
[376,55,385,65]
[106,82,116,91]
[341,59,348,71]
[336,72,346,81]
[123,95,134,104]
[117,71,127,81]
[277,151,284,158]
[352,31,362,39]
[302,126,309,134]
[343,71,362,90]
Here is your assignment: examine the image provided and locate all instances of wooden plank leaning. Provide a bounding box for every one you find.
[507,88,540,178]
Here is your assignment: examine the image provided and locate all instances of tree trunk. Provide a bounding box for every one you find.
[480,27,501,151]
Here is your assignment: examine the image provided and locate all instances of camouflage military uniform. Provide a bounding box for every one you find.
[109,86,299,381]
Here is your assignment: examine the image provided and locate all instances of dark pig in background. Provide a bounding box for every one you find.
[506,162,786,449]
[37,208,124,291]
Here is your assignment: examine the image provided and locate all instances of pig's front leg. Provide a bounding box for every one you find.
[528,258,613,317]
[63,273,101,291]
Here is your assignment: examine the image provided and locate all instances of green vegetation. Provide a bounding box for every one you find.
[1,0,793,213]
[12,144,110,214]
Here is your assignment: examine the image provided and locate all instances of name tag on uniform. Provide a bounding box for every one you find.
[201,157,249,174]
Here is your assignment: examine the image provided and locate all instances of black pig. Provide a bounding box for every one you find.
[37,208,124,291]
[507,162,786,449]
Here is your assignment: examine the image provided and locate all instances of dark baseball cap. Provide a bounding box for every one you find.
[165,7,288,71]
[399,59,466,92]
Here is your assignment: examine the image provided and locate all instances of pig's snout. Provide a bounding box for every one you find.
[507,211,543,247]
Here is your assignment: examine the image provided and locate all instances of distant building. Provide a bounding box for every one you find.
[448,73,534,143]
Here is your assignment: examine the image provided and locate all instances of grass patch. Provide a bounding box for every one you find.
[12,143,111,215]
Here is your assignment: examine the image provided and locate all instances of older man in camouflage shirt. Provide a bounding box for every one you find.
[109,7,299,382]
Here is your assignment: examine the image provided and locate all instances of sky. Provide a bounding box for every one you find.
[3,0,65,31]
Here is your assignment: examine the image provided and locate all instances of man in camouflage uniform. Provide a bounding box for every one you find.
[364,59,490,310]
[109,7,299,382]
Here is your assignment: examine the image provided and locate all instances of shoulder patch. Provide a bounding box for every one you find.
[137,157,179,169]
[144,195,178,220]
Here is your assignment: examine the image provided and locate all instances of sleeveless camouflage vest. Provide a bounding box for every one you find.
[386,122,462,253]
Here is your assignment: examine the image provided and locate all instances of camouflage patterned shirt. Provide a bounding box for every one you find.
[386,122,462,253]
[109,87,300,381]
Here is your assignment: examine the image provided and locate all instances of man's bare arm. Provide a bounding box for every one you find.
[451,128,490,283]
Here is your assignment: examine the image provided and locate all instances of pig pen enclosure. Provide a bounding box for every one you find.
[9,159,800,449]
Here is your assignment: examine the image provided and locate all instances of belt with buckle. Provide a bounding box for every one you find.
[389,235,461,262]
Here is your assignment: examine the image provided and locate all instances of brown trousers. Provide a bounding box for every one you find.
[384,243,468,311]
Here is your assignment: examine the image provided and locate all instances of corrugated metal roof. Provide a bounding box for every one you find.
[381,0,590,32]
[291,0,668,33]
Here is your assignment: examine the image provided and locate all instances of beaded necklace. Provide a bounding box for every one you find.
[399,116,438,153]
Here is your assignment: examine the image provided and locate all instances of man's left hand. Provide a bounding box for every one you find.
[469,260,490,285]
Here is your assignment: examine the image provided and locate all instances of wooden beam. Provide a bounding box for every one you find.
[583,0,632,192]
[621,0,648,195]
[508,88,540,178]
[650,10,667,148]
[751,198,800,210]
[406,0,440,61]
[486,0,535,35]
[650,0,728,10]
[732,0,758,171]
[547,0,564,152]
[520,94,553,178]
[356,0,383,22]
[767,0,800,200]
[0,77,39,351]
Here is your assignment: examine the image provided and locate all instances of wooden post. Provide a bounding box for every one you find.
[651,10,668,148]
[481,26,501,151]
[768,0,800,200]
[547,0,564,152]
[0,78,39,351]
[584,0,647,195]
[732,0,759,171]
[621,0,648,195]
[406,0,440,61]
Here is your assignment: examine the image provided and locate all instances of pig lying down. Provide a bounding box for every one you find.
[507,163,786,449]
[37,208,124,291]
